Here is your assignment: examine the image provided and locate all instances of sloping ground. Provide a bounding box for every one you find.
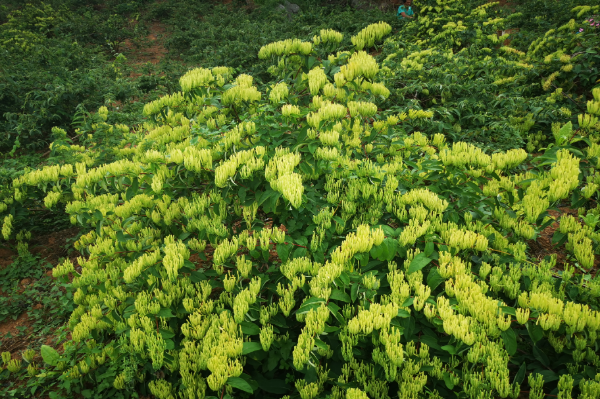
[0,227,80,365]
[122,21,168,69]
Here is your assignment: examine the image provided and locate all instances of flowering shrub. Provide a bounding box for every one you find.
[1,4,600,399]
[379,0,600,152]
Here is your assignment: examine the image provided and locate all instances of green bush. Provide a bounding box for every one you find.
[2,1,600,399]
[379,0,600,151]
[162,2,399,77]
[0,2,148,152]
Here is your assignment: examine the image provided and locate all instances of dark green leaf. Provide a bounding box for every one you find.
[277,243,294,263]
[254,373,290,394]
[296,297,325,315]
[157,308,175,318]
[159,329,175,339]
[126,178,139,201]
[330,289,351,303]
[407,253,432,274]
[532,345,549,368]
[501,328,517,356]
[227,377,253,393]
[242,342,263,355]
[514,362,526,384]
[443,372,455,389]
[351,283,359,302]
[527,322,544,343]
[426,268,445,291]
[241,321,261,335]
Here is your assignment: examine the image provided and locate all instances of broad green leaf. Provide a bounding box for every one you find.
[314,339,328,350]
[514,361,526,384]
[351,283,359,302]
[126,178,139,201]
[157,308,175,318]
[527,322,544,343]
[41,345,60,366]
[277,243,293,263]
[426,268,445,291]
[501,328,517,356]
[227,376,253,393]
[254,373,290,394]
[330,289,351,302]
[532,345,549,367]
[296,297,325,315]
[443,372,455,389]
[159,329,175,339]
[242,342,263,355]
[241,321,261,335]
[407,253,432,274]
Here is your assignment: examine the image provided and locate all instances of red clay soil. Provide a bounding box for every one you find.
[528,207,599,274]
[123,21,169,78]
[0,246,15,269]
[28,226,80,267]
[0,227,80,360]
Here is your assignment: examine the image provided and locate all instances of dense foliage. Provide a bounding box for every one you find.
[2,1,600,399]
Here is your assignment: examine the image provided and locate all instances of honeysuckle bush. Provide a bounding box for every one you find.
[379,0,600,152]
[3,17,600,399]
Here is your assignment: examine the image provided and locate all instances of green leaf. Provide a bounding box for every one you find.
[126,178,139,201]
[533,345,549,368]
[157,308,175,318]
[426,268,445,291]
[330,289,351,303]
[41,345,60,366]
[443,372,455,389]
[242,342,263,355]
[407,253,432,274]
[424,241,434,257]
[314,339,328,350]
[190,271,206,283]
[551,231,566,245]
[227,377,253,393]
[514,361,526,384]
[420,335,441,350]
[254,373,290,394]
[277,244,294,263]
[296,297,325,315]
[536,369,558,383]
[351,283,359,302]
[93,210,103,221]
[116,231,130,242]
[501,328,517,356]
[501,306,516,316]
[241,321,261,335]
[527,322,544,343]
[292,246,307,259]
[397,309,410,318]
[441,345,456,355]
[159,329,175,339]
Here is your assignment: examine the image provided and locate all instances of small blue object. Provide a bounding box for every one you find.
[397,5,414,19]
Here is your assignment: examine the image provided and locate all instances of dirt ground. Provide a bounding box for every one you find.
[0,227,80,360]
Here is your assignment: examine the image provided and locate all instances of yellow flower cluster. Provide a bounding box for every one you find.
[222,75,261,106]
[320,29,343,44]
[339,51,379,81]
[269,81,289,103]
[258,38,312,59]
[179,67,215,92]
[350,22,391,50]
